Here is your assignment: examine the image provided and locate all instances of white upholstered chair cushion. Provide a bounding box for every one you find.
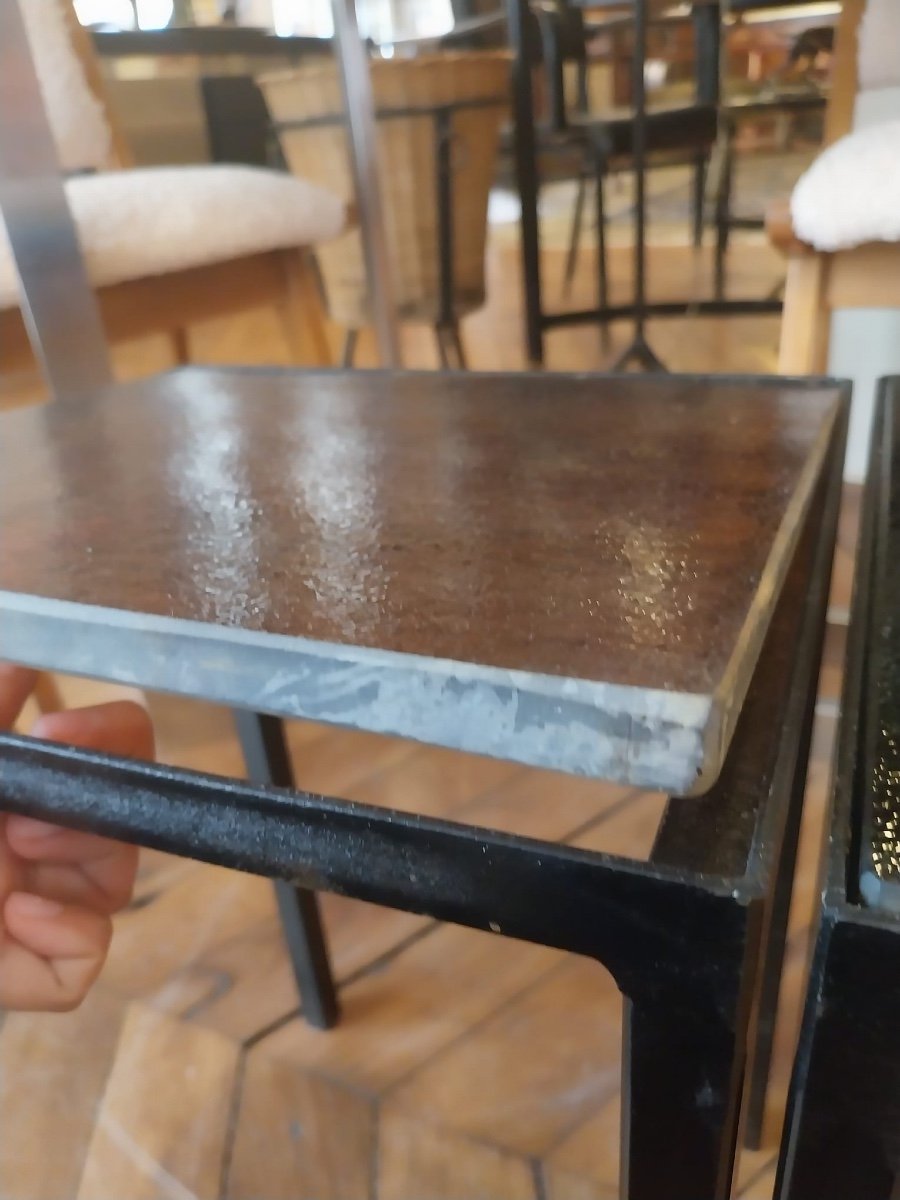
[0,165,345,310]
[22,0,113,172]
[791,119,900,252]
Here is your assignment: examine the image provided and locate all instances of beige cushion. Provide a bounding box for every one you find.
[791,119,900,251]
[0,165,345,309]
[22,0,112,172]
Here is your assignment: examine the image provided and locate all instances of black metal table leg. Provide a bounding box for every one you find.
[742,637,820,1149]
[742,509,831,1148]
[622,980,754,1200]
[233,709,340,1030]
[776,381,900,1199]
[776,922,900,1199]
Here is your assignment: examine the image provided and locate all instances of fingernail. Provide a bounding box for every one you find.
[8,892,64,919]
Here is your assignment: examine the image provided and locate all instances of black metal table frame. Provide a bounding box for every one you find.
[0,379,847,1198]
[776,379,900,1199]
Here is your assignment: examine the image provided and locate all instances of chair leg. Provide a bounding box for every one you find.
[778,254,830,375]
[435,323,467,370]
[692,152,706,248]
[714,127,735,302]
[233,709,340,1030]
[170,327,191,366]
[449,322,468,369]
[595,164,611,349]
[563,170,589,295]
[435,325,450,369]
[278,251,333,367]
[33,673,64,715]
[340,327,359,368]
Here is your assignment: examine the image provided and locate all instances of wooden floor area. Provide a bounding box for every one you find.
[0,225,857,1199]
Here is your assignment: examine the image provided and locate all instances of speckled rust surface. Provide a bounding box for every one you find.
[0,369,841,791]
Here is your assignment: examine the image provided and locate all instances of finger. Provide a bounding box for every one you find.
[6,821,139,913]
[0,665,39,729]
[31,699,155,760]
[1,892,112,1012]
[12,701,150,916]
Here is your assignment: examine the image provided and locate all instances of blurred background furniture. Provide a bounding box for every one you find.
[555,0,718,298]
[510,0,813,369]
[711,1,833,300]
[509,0,844,369]
[509,0,724,367]
[0,0,345,380]
[773,0,900,482]
[262,52,507,367]
[90,26,331,165]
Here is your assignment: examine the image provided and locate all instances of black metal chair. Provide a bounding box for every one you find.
[507,0,725,369]
[542,1,717,298]
[775,377,900,1200]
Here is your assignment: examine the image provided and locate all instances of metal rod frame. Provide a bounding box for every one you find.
[0,0,112,396]
[330,0,402,367]
[0,389,849,1199]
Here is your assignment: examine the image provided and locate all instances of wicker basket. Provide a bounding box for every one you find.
[261,52,510,329]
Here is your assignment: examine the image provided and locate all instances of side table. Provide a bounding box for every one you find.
[776,377,900,1199]
[0,367,848,1199]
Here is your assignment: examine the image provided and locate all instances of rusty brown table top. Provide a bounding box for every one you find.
[0,368,842,793]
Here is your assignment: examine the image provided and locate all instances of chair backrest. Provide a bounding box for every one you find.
[0,0,112,392]
[858,0,900,91]
[262,52,509,328]
[854,0,900,130]
[823,0,900,145]
[822,0,864,145]
[19,0,131,171]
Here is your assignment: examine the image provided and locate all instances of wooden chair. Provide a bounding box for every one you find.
[772,0,900,376]
[0,0,344,374]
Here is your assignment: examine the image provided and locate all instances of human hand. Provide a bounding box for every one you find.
[0,665,154,1011]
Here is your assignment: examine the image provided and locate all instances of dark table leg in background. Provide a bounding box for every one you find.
[507,0,544,367]
[595,159,610,349]
[234,709,340,1030]
[691,4,718,252]
[714,124,735,302]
